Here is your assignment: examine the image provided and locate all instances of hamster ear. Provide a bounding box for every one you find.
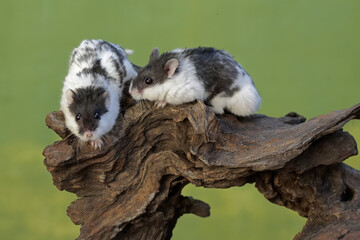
[102,91,110,108]
[149,48,159,63]
[125,49,134,56]
[65,89,76,104]
[164,59,179,78]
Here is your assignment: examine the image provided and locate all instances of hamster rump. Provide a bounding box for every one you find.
[129,47,261,116]
[209,72,261,116]
[60,39,138,148]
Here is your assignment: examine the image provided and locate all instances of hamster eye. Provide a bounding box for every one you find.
[145,77,153,84]
[76,113,81,121]
[94,112,100,119]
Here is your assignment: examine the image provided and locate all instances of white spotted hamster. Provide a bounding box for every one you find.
[60,39,138,149]
[128,47,261,116]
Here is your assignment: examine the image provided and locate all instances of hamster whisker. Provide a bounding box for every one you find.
[139,99,145,111]
[140,99,153,113]
[137,99,144,112]
[101,135,107,145]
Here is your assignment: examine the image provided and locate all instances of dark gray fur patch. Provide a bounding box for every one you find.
[68,86,108,134]
[183,48,241,99]
[79,59,108,77]
[131,63,142,73]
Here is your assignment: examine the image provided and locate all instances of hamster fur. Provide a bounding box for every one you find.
[60,39,138,148]
[129,47,261,116]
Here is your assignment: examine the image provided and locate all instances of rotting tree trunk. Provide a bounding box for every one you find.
[43,98,360,240]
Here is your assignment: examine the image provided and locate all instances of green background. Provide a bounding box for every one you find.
[1,0,359,239]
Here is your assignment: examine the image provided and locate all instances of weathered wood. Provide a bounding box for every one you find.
[43,100,360,240]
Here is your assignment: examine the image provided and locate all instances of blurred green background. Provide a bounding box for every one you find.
[1,0,359,239]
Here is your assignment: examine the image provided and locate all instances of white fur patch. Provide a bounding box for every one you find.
[142,58,206,104]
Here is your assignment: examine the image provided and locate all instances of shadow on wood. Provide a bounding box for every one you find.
[43,100,360,240]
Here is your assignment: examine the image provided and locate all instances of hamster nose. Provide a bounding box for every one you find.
[129,88,141,96]
[85,131,93,138]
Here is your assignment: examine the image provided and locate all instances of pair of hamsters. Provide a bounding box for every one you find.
[60,39,261,148]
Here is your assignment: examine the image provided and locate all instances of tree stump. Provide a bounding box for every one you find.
[43,98,360,240]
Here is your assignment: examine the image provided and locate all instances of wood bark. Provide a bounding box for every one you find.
[43,98,360,240]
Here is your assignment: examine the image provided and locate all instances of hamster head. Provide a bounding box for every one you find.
[129,48,179,101]
[65,86,110,142]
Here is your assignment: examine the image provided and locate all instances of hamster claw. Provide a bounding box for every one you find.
[91,139,103,149]
[209,106,225,115]
[155,101,167,108]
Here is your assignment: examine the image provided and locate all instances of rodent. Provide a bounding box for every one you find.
[60,39,138,149]
[128,47,261,116]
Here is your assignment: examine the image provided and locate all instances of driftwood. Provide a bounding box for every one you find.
[43,96,360,240]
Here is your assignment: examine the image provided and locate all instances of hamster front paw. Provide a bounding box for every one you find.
[91,139,104,149]
[155,101,167,108]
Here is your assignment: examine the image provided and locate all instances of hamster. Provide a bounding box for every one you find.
[128,47,261,116]
[60,39,138,149]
